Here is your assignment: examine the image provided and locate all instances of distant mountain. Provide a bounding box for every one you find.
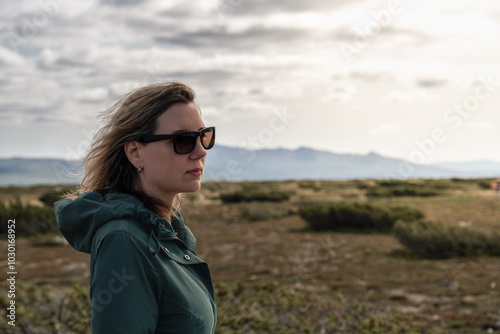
[0,146,499,185]
[204,146,500,181]
[0,158,82,186]
[429,161,500,175]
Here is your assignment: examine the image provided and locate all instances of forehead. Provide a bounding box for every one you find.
[155,102,204,133]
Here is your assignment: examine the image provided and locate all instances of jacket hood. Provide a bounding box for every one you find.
[54,192,196,254]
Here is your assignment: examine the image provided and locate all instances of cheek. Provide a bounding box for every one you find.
[145,148,185,176]
[144,146,170,171]
[147,141,167,156]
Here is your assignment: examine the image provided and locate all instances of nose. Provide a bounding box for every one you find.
[190,136,207,159]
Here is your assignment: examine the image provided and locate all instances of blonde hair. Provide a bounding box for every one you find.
[68,81,198,215]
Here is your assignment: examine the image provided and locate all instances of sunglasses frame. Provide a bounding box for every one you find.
[139,127,216,154]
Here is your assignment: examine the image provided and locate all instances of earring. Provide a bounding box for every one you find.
[138,166,143,173]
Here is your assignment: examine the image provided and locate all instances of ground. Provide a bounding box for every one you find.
[1,179,499,333]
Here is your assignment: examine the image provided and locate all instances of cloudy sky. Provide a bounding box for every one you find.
[1,0,500,164]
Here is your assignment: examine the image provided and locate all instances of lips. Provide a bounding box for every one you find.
[186,168,202,176]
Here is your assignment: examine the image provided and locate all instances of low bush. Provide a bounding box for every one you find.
[28,233,69,247]
[390,206,425,222]
[340,193,359,199]
[477,178,497,190]
[394,220,500,258]
[220,190,291,203]
[419,179,457,190]
[0,281,90,333]
[38,187,74,207]
[450,178,474,183]
[202,181,232,193]
[352,179,372,190]
[0,197,57,236]
[297,180,321,191]
[298,201,424,231]
[366,180,439,197]
[215,281,430,333]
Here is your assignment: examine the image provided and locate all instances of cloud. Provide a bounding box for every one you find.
[332,23,434,45]
[369,123,402,135]
[382,90,437,103]
[36,47,88,71]
[416,77,448,88]
[462,121,494,129]
[155,25,309,50]
[466,73,500,90]
[415,69,453,87]
[76,88,109,104]
[100,0,148,6]
[349,65,394,81]
[342,58,458,88]
[322,82,357,103]
[0,46,25,66]
[217,0,358,16]
[0,103,55,125]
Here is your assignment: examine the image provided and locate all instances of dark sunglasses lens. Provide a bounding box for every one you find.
[174,134,196,154]
[202,129,215,149]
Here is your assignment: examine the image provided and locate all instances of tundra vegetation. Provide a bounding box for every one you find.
[0,178,499,333]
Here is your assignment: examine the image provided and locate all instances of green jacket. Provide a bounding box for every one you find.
[54,192,217,334]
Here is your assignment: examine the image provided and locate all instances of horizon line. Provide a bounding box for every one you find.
[1,144,500,165]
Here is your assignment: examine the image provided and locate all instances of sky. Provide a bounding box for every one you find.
[1,0,500,164]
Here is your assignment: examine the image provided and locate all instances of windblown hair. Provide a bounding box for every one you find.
[67,81,198,215]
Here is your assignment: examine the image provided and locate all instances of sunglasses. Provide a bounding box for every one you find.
[139,127,216,154]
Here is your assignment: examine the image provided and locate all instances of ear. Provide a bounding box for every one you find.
[124,141,143,169]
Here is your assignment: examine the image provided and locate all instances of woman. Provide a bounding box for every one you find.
[54,82,217,333]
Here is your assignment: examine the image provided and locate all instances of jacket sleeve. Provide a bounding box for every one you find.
[90,229,160,334]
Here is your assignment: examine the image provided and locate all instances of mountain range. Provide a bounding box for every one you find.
[0,145,499,186]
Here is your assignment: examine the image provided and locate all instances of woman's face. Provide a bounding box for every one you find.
[136,102,207,205]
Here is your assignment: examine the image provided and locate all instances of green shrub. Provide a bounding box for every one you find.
[298,201,424,231]
[38,187,74,207]
[297,180,321,191]
[28,233,69,247]
[0,281,90,333]
[0,197,57,236]
[450,178,472,183]
[390,206,425,222]
[220,190,291,203]
[366,180,439,197]
[352,179,372,190]
[202,181,231,193]
[340,193,359,199]
[393,220,500,258]
[420,179,456,190]
[215,281,430,333]
[477,179,496,190]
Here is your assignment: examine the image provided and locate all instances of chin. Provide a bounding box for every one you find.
[184,182,202,193]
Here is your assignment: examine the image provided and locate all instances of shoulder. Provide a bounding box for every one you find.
[92,219,149,254]
[95,218,147,236]
[89,218,161,278]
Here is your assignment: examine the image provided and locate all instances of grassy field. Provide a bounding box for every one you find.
[1,179,500,333]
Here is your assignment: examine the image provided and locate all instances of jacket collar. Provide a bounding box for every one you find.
[146,209,197,255]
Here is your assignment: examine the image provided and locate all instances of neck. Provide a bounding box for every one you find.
[161,207,172,222]
[134,183,176,222]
